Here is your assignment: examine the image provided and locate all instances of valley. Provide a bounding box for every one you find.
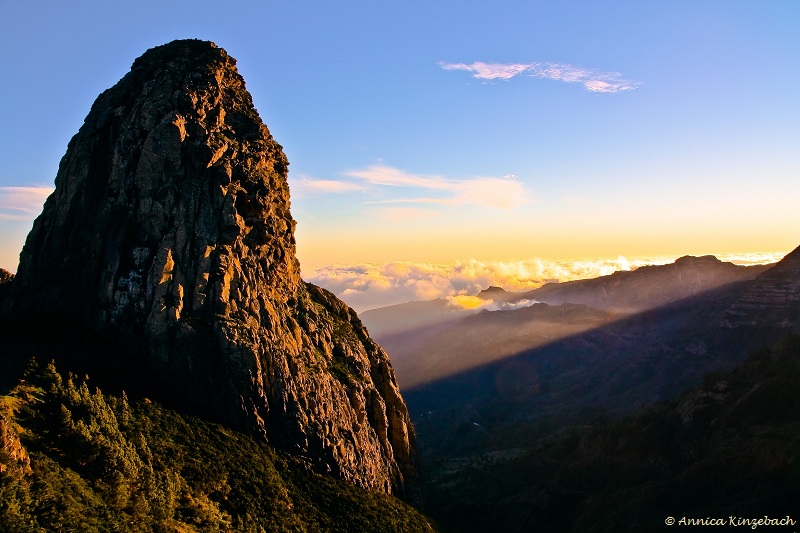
[362,249,800,531]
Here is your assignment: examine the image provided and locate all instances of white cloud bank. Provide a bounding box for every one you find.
[304,256,657,312]
[304,253,787,313]
[0,186,53,220]
[440,61,638,93]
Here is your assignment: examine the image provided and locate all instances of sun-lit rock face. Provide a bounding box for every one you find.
[5,39,419,502]
[0,413,30,476]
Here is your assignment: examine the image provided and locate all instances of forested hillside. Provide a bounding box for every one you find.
[0,361,433,532]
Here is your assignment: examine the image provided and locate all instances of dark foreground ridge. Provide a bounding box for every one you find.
[1,39,420,503]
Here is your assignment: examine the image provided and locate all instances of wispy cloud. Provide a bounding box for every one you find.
[292,176,364,194]
[0,186,53,220]
[346,165,450,189]
[439,61,638,93]
[440,61,533,80]
[346,165,530,209]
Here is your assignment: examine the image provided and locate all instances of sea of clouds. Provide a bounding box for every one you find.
[303,253,787,313]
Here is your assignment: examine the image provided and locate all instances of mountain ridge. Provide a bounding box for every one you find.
[360,255,772,338]
[523,254,773,313]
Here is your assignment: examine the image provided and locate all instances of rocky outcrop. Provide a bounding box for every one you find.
[0,414,30,475]
[2,40,419,502]
[476,286,515,302]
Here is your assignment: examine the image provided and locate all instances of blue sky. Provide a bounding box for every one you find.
[1,1,798,309]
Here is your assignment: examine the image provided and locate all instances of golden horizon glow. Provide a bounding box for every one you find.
[301,250,791,312]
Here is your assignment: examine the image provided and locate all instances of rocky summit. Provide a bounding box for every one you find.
[2,40,419,502]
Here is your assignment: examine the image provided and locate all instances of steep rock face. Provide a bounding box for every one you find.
[3,40,419,501]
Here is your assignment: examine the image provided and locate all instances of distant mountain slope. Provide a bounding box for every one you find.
[360,298,462,338]
[377,255,779,391]
[406,244,800,461]
[380,302,618,389]
[425,334,800,532]
[361,256,771,339]
[523,255,772,313]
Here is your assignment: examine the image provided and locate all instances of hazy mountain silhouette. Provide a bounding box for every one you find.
[381,302,618,389]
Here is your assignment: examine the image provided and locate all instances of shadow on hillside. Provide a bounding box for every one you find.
[397,277,798,456]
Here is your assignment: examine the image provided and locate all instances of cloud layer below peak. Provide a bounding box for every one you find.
[305,252,786,313]
[440,61,638,93]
